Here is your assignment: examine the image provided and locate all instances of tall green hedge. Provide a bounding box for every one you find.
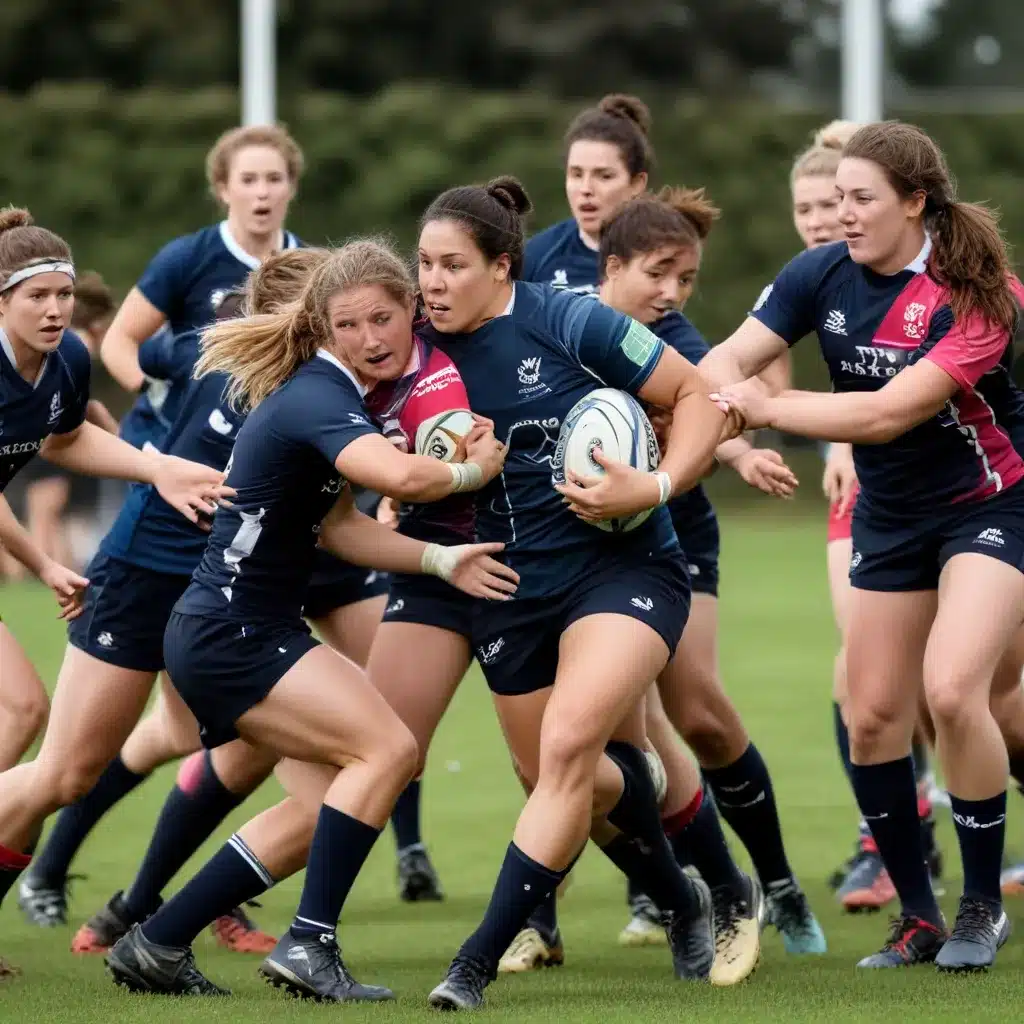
[4,83,1024,390]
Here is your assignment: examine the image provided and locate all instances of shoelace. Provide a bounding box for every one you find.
[951,898,993,941]
[179,949,220,994]
[711,888,745,950]
[448,956,489,995]
[769,884,812,935]
[882,915,929,958]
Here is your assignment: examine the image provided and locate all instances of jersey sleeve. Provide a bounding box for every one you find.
[53,334,92,435]
[922,306,1012,391]
[135,234,195,320]
[287,377,381,467]
[749,250,819,345]
[655,312,710,364]
[138,326,179,381]
[558,294,665,394]
[400,352,471,439]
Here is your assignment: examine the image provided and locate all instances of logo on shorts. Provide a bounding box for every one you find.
[687,563,700,577]
[824,309,847,335]
[478,637,505,665]
[975,527,1005,547]
[96,631,114,648]
[849,551,863,571]
[386,598,405,615]
[364,570,380,585]
[630,596,654,612]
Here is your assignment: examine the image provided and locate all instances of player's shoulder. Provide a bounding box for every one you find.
[152,223,222,265]
[412,341,462,396]
[54,329,92,380]
[284,353,366,412]
[789,240,851,284]
[524,219,578,271]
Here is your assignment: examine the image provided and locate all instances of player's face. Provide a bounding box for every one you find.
[792,174,842,249]
[0,273,74,355]
[836,157,926,271]
[566,141,647,241]
[603,244,701,325]
[327,284,415,386]
[418,219,512,334]
[218,145,294,237]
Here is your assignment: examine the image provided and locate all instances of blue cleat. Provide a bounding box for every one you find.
[766,878,827,954]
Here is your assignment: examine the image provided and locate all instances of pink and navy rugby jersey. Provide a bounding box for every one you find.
[752,238,1024,515]
[364,335,475,543]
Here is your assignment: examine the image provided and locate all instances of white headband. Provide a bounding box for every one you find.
[1,261,76,293]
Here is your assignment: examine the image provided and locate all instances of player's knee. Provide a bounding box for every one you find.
[51,755,110,806]
[925,670,986,728]
[371,720,419,786]
[0,686,49,750]
[538,722,598,790]
[847,701,903,757]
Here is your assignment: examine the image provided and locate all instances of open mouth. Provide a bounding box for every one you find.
[577,203,599,217]
[253,205,272,218]
[427,303,450,315]
[39,325,62,337]
[365,352,391,365]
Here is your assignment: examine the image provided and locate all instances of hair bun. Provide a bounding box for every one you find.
[813,120,861,151]
[0,206,33,234]
[598,94,652,137]
[486,176,533,217]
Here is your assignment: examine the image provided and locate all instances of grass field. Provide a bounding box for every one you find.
[0,510,1021,1023]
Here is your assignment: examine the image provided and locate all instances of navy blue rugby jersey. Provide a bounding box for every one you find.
[0,328,90,492]
[650,312,716,539]
[522,219,600,295]
[176,351,379,622]
[752,239,1024,513]
[420,282,679,599]
[100,354,238,577]
[136,222,300,337]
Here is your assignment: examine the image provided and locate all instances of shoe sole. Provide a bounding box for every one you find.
[498,948,565,973]
[259,961,394,1003]
[618,929,668,948]
[428,992,470,1011]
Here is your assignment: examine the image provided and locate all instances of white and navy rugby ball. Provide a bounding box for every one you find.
[415,409,475,463]
[552,387,661,533]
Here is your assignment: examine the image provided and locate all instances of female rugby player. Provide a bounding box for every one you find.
[791,122,943,911]
[411,176,747,1008]
[104,242,513,1002]
[704,120,1024,972]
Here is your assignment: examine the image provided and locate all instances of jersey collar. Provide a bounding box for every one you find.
[499,284,515,318]
[0,327,49,388]
[316,348,366,396]
[905,234,932,274]
[218,221,294,271]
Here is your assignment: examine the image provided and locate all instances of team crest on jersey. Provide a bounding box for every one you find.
[903,302,927,340]
[517,357,549,397]
[518,357,541,386]
[551,270,569,289]
[210,288,228,311]
[47,391,63,425]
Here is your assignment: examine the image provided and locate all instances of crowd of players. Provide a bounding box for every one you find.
[0,94,1022,1007]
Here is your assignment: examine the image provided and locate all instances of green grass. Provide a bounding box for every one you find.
[0,510,1020,1023]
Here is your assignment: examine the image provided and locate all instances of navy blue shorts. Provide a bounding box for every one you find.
[302,549,390,621]
[67,553,191,672]
[473,551,691,696]
[851,482,1024,592]
[677,513,720,598]
[163,611,320,749]
[381,573,474,638]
